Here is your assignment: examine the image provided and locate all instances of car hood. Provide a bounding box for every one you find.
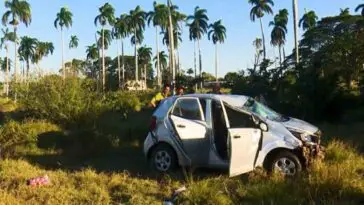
[281,117,319,135]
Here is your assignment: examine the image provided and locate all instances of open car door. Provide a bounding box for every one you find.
[228,128,261,177]
[220,102,262,177]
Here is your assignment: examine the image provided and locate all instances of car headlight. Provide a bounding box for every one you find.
[289,129,313,142]
[300,133,313,142]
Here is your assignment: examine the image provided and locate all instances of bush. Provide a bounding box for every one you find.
[104,91,142,119]
[16,76,102,126]
[0,120,61,158]
[16,76,142,128]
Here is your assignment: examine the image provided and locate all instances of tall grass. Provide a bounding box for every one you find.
[0,140,362,205]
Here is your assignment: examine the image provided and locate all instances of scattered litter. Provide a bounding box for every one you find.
[163,186,187,205]
[27,175,50,187]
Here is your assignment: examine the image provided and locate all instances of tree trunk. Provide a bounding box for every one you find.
[156,27,160,88]
[293,0,300,64]
[26,59,30,83]
[134,29,138,82]
[14,26,18,83]
[122,40,125,83]
[144,64,147,90]
[198,39,202,89]
[94,32,100,91]
[215,43,218,82]
[61,27,65,80]
[102,28,105,91]
[259,18,266,60]
[5,45,9,98]
[176,48,180,76]
[167,0,175,92]
[21,62,25,83]
[117,38,121,89]
[37,63,41,79]
[283,47,286,62]
[194,40,197,91]
[279,45,282,68]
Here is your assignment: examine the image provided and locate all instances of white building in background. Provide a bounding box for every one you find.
[124,80,147,91]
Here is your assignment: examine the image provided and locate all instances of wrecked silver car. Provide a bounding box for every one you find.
[144,94,324,176]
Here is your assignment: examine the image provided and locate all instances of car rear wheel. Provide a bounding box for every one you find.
[149,144,177,172]
[267,150,302,176]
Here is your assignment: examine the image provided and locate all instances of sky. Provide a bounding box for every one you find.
[0,0,361,77]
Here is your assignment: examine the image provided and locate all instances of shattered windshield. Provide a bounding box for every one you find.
[243,98,288,122]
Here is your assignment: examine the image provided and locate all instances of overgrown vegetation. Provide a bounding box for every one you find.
[15,76,143,127]
[0,77,362,204]
[0,1,364,204]
[0,139,362,205]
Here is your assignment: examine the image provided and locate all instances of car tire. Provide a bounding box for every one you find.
[149,144,177,173]
[266,150,302,176]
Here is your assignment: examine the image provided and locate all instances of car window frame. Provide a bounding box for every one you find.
[221,101,258,129]
[169,97,206,122]
[224,103,258,129]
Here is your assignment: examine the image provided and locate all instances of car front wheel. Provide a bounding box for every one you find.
[149,144,177,173]
[267,150,302,176]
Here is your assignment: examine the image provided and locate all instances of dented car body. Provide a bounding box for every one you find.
[144,94,324,177]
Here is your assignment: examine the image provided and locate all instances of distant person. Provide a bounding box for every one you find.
[176,86,185,96]
[255,94,268,105]
[149,84,171,108]
[209,82,222,94]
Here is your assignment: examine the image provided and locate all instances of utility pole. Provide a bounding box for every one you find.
[167,0,176,94]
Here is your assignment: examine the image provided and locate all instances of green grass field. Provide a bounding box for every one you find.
[0,98,363,205]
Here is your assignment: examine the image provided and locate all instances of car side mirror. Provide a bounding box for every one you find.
[251,115,259,125]
[259,122,268,132]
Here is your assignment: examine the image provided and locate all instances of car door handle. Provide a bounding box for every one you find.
[177,124,186,128]
[233,135,241,139]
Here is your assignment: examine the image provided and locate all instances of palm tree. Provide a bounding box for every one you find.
[0,28,15,96]
[65,59,84,77]
[208,20,226,82]
[248,0,274,60]
[154,51,168,72]
[299,10,318,31]
[187,6,209,88]
[2,0,32,83]
[54,7,73,80]
[94,3,115,91]
[165,4,185,81]
[253,38,263,70]
[356,2,364,16]
[269,9,288,67]
[18,36,37,80]
[126,6,146,82]
[0,57,12,78]
[113,14,129,88]
[147,2,169,88]
[187,68,194,76]
[86,44,98,79]
[34,41,54,77]
[162,28,182,49]
[162,26,182,77]
[86,44,98,61]
[97,29,112,50]
[339,8,350,16]
[138,46,153,88]
[69,35,78,49]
